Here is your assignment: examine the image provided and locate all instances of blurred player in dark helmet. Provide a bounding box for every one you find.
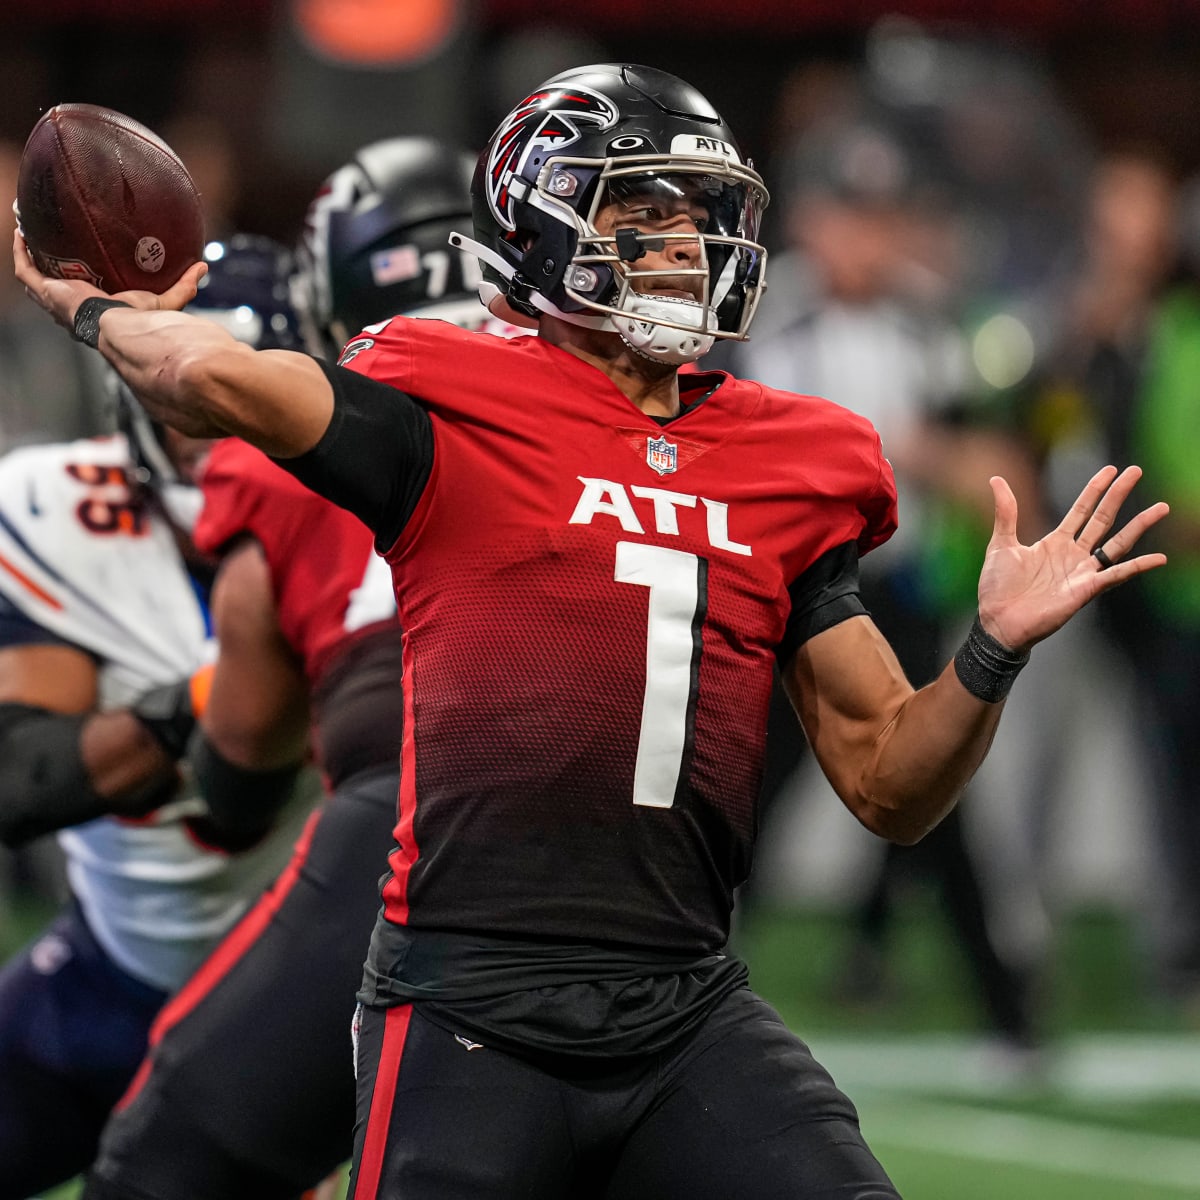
[292,135,499,358]
[0,234,313,1200]
[18,65,1167,1200]
[85,136,502,1200]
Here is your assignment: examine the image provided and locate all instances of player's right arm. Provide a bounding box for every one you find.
[14,232,331,458]
[15,233,427,533]
[0,637,192,847]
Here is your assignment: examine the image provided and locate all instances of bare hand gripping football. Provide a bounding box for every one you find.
[16,103,206,295]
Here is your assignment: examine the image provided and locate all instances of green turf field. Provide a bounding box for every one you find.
[738,903,1200,1199]
[8,897,1198,1199]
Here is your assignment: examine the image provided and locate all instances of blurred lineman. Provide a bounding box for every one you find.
[17,63,1167,1200]
[0,236,313,1199]
[86,137,504,1200]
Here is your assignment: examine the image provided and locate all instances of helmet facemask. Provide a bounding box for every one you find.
[563,162,768,364]
[460,153,768,366]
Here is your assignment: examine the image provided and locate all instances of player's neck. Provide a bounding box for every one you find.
[539,317,682,418]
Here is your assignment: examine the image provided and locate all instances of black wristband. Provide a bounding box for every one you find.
[953,614,1030,704]
[73,297,132,348]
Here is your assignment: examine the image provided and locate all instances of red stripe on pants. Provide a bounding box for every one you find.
[353,1004,413,1199]
[114,807,324,1112]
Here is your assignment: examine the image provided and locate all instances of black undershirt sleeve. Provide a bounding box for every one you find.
[775,540,868,668]
[270,360,435,552]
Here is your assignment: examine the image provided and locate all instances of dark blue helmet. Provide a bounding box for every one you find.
[189,234,303,350]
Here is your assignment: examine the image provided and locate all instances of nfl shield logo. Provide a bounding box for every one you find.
[646,435,677,476]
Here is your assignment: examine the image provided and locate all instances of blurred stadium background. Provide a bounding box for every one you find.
[3,1,1200,1196]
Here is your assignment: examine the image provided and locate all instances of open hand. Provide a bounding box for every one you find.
[977,465,1169,651]
[13,228,207,336]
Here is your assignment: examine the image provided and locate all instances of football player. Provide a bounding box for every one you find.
[18,64,1167,1200]
[0,234,314,1199]
[87,137,501,1200]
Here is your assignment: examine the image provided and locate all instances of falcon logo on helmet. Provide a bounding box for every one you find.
[485,85,619,233]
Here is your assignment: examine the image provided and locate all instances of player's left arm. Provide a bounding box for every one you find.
[783,465,1169,844]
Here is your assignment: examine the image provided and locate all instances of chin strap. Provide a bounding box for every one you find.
[449,231,713,363]
[450,232,606,329]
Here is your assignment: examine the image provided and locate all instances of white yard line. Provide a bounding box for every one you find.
[807,1032,1200,1101]
[799,1034,1200,1193]
[854,1095,1200,1193]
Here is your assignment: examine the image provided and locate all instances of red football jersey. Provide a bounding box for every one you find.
[346,319,898,953]
[195,439,395,689]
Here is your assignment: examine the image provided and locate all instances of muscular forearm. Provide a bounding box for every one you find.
[13,232,333,457]
[787,614,1018,846]
[851,663,1005,844]
[94,307,332,457]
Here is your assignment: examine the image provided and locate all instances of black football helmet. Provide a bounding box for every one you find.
[452,63,769,365]
[115,233,302,530]
[293,137,487,360]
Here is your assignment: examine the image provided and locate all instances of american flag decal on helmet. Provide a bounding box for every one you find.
[486,86,619,232]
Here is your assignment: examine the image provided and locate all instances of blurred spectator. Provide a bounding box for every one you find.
[946,150,1180,1024]
[161,112,243,241]
[732,109,1038,1051]
[1057,152,1200,1011]
[861,22,1092,324]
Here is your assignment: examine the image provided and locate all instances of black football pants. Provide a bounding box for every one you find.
[349,984,902,1200]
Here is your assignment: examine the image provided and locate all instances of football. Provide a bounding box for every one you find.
[16,103,206,294]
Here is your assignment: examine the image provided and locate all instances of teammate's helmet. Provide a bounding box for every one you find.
[115,234,301,530]
[453,63,770,365]
[294,137,484,360]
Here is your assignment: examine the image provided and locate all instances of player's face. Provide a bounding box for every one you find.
[594,174,711,301]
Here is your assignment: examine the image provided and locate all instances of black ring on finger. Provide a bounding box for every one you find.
[1093,545,1115,570]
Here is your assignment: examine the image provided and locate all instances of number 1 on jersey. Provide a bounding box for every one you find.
[614,541,707,809]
